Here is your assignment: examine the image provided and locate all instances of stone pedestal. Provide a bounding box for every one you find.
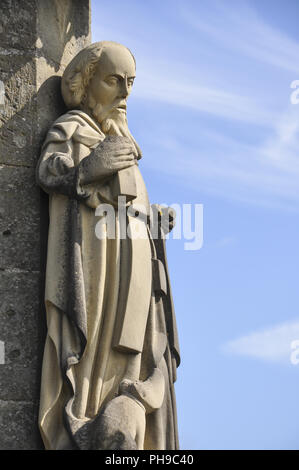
[0,0,90,449]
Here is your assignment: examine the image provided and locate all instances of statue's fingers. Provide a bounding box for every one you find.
[113,160,135,170]
[104,136,132,146]
[119,136,132,144]
[112,147,135,156]
[105,141,134,152]
[105,135,131,143]
[114,154,135,162]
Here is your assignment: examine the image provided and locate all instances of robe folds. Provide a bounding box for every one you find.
[36,110,180,450]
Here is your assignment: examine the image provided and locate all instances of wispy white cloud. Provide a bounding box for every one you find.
[223,320,299,365]
[180,0,299,75]
[141,125,299,212]
[133,68,278,127]
[94,2,282,127]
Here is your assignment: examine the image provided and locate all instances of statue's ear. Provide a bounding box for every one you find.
[62,69,84,108]
[61,45,103,109]
[68,71,84,92]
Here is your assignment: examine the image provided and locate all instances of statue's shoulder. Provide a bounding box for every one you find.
[53,109,93,126]
[50,110,93,135]
[43,110,103,149]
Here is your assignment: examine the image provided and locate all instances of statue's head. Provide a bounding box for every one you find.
[62,41,135,127]
[62,41,140,154]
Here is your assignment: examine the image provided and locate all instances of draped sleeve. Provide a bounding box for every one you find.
[36,124,88,200]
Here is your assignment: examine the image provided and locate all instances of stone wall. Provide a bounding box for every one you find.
[0,0,90,449]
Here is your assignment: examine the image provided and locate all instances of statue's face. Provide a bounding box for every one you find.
[86,44,136,124]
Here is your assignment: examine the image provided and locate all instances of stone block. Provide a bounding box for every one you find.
[0,269,43,402]
[0,165,40,271]
[0,0,91,450]
[0,400,41,450]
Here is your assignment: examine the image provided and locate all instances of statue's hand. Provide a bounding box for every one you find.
[78,136,136,185]
[152,204,176,234]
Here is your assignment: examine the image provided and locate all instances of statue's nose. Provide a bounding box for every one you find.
[119,77,129,98]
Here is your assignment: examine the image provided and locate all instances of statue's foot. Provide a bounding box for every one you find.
[91,394,146,450]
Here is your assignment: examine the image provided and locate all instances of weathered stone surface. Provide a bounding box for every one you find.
[0,1,38,53]
[36,0,91,146]
[37,0,91,70]
[0,165,40,271]
[0,400,40,450]
[0,270,42,401]
[0,0,91,167]
[0,53,36,166]
[0,0,90,449]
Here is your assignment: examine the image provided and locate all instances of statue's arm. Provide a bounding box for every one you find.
[36,135,136,198]
[36,140,87,199]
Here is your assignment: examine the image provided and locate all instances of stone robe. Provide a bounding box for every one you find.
[36,110,180,450]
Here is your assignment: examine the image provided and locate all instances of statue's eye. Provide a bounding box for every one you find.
[106,77,118,86]
[128,80,134,88]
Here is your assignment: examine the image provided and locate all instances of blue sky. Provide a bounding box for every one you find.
[91,0,299,449]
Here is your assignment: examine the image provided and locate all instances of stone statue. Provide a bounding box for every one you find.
[36,41,180,450]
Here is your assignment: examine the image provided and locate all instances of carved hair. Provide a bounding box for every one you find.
[61,41,135,109]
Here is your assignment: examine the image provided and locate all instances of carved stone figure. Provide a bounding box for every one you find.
[36,41,180,450]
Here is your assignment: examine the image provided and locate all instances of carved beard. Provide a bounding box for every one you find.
[92,103,142,159]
